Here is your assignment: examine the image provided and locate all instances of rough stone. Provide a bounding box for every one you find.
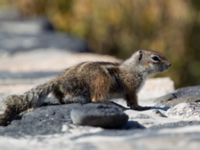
[156,96,200,107]
[0,103,81,136]
[155,86,200,107]
[166,102,200,120]
[70,103,129,129]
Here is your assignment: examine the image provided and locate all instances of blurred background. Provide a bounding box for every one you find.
[0,0,200,88]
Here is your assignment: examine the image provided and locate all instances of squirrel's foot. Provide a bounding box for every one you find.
[130,105,152,111]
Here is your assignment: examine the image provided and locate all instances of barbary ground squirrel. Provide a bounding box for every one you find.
[0,50,171,126]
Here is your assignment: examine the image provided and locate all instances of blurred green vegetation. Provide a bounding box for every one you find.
[0,0,9,7]
[4,0,200,87]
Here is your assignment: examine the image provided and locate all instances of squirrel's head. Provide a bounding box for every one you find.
[122,50,171,76]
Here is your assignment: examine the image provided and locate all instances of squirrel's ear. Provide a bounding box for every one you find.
[138,50,143,61]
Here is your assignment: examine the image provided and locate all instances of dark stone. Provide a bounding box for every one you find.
[70,103,129,129]
[155,86,200,107]
[0,104,81,137]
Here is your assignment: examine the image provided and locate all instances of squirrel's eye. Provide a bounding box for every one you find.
[151,55,160,62]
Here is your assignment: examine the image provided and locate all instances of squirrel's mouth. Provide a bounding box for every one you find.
[159,64,171,72]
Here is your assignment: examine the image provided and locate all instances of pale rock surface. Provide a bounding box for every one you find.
[138,77,175,101]
[167,102,200,120]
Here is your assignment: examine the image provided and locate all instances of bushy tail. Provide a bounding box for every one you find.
[0,80,57,126]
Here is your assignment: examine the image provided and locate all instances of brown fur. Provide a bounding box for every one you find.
[0,50,171,126]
